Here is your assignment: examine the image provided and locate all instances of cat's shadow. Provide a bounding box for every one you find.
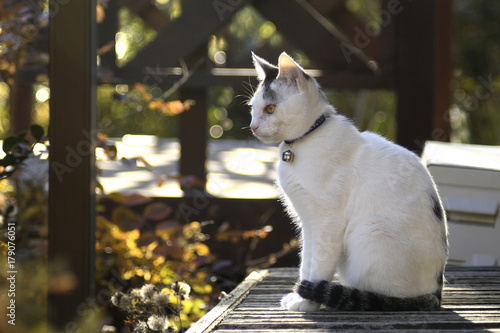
[297,308,487,331]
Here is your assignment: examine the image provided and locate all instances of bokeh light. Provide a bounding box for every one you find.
[210,125,223,138]
[35,87,50,103]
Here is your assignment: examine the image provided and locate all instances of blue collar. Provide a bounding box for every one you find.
[284,114,327,145]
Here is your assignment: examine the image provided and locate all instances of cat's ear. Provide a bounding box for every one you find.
[277,52,308,89]
[252,52,278,81]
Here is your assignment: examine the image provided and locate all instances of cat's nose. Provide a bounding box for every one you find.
[251,125,259,133]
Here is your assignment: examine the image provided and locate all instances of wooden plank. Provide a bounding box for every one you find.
[187,270,269,333]
[48,0,97,329]
[188,267,500,332]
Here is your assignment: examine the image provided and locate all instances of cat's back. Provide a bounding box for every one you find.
[357,130,433,186]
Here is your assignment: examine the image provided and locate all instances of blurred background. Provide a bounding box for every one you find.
[1,0,498,144]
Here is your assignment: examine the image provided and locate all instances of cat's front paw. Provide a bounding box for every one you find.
[280,292,320,312]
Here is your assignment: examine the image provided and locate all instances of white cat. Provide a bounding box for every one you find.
[249,52,448,312]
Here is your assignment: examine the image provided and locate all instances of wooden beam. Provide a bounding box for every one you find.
[253,0,370,71]
[118,0,169,32]
[309,0,381,62]
[117,68,394,89]
[48,0,96,329]
[118,0,251,82]
[395,0,439,153]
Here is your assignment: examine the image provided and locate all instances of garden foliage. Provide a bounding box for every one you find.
[0,128,291,331]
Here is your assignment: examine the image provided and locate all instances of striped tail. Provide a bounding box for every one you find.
[296,280,442,311]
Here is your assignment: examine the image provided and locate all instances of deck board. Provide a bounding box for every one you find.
[187,267,500,332]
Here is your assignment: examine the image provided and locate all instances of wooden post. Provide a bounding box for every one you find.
[179,87,207,192]
[48,0,96,329]
[98,0,118,70]
[9,69,33,135]
[433,0,452,142]
[395,0,450,154]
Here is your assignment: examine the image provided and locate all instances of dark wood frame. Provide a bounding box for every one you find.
[47,0,452,328]
[48,0,97,328]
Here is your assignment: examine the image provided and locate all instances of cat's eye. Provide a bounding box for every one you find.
[264,104,276,114]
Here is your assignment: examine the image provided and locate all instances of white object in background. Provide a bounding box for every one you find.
[422,141,500,266]
[472,254,497,266]
[443,196,498,225]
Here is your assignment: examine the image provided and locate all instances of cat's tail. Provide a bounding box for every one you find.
[296,280,442,311]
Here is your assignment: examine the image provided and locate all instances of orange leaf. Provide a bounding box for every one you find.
[155,220,181,240]
[136,232,157,247]
[133,83,146,92]
[162,100,184,115]
[111,206,144,231]
[148,100,163,109]
[123,194,152,206]
[144,202,173,221]
[153,244,184,260]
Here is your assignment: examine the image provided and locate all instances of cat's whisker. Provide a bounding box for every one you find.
[242,79,256,100]
[234,94,252,106]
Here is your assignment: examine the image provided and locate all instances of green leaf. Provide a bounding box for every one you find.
[30,125,44,141]
[2,137,17,154]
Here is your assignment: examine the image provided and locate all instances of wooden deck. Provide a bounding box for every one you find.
[187,267,500,332]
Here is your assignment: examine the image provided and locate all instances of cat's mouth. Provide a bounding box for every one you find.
[253,131,279,144]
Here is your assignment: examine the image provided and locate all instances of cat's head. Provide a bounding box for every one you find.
[249,52,333,144]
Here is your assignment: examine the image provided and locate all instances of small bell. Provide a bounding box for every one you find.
[282,150,295,162]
